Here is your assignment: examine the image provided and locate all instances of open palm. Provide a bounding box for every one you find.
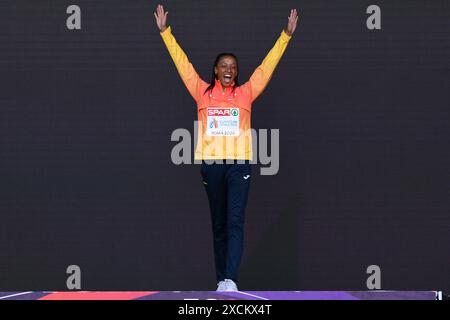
[285,9,299,36]
[154,4,168,32]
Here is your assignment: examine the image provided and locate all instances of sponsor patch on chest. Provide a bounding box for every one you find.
[206,107,239,136]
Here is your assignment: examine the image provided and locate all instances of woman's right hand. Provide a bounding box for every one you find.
[154,4,168,32]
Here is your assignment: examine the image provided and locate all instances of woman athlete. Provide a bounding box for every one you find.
[154,4,298,291]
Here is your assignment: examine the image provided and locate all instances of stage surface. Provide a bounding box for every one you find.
[0,291,439,300]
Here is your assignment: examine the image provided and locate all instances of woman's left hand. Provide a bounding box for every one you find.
[285,9,299,36]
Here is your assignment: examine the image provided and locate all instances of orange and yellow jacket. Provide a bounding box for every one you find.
[160,26,292,160]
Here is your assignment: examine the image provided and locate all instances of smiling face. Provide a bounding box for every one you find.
[214,56,238,88]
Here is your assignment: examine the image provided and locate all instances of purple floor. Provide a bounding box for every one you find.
[0,291,439,300]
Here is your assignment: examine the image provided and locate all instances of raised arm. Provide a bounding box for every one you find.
[245,9,299,102]
[154,4,206,102]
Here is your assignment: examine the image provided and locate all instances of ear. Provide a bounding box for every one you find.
[214,66,218,77]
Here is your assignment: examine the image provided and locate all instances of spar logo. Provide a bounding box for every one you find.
[207,108,239,117]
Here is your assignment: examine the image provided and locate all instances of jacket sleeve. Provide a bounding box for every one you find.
[244,30,292,102]
[160,26,206,102]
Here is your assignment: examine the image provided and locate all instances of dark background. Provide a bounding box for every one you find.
[0,0,448,291]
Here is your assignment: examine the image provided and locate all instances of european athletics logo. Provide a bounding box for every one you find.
[209,118,219,129]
